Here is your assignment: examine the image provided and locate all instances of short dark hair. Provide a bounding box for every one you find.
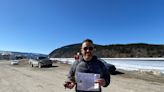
[82,39,93,44]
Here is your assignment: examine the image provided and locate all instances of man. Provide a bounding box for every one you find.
[74,52,81,61]
[64,39,110,92]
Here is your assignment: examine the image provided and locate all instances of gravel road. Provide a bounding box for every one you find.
[0,60,163,92]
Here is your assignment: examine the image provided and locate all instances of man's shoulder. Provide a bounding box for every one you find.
[97,58,106,66]
[72,59,82,67]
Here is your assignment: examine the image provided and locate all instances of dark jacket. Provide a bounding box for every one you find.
[68,56,110,92]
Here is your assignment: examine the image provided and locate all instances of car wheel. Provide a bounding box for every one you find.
[38,63,42,68]
[109,66,116,74]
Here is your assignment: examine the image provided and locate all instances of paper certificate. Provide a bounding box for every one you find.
[76,72,100,91]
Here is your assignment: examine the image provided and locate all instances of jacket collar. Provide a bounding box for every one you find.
[81,55,98,62]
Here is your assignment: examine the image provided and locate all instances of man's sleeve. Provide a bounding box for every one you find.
[67,61,78,82]
[101,63,110,87]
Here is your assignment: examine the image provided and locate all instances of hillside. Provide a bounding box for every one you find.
[0,51,47,60]
[49,43,164,58]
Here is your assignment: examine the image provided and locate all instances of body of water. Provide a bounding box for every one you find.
[52,58,164,74]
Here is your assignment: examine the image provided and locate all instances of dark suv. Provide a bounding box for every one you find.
[99,59,116,74]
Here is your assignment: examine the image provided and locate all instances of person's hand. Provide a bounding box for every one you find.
[64,81,75,89]
[95,78,106,87]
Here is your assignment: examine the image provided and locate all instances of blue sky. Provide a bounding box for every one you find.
[0,0,164,54]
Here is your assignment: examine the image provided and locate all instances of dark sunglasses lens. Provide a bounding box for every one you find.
[83,47,93,51]
[89,47,93,50]
[83,47,88,51]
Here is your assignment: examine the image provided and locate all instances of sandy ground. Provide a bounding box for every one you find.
[0,60,164,92]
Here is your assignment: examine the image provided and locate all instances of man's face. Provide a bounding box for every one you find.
[81,42,94,61]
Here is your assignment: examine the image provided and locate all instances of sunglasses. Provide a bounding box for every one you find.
[83,47,94,51]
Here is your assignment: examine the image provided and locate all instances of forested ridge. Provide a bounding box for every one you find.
[49,43,164,58]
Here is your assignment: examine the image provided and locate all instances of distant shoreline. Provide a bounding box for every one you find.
[117,69,164,83]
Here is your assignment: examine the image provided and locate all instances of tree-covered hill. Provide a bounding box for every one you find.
[49,43,164,58]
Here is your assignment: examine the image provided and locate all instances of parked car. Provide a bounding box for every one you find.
[99,59,116,74]
[11,60,19,65]
[29,56,53,68]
